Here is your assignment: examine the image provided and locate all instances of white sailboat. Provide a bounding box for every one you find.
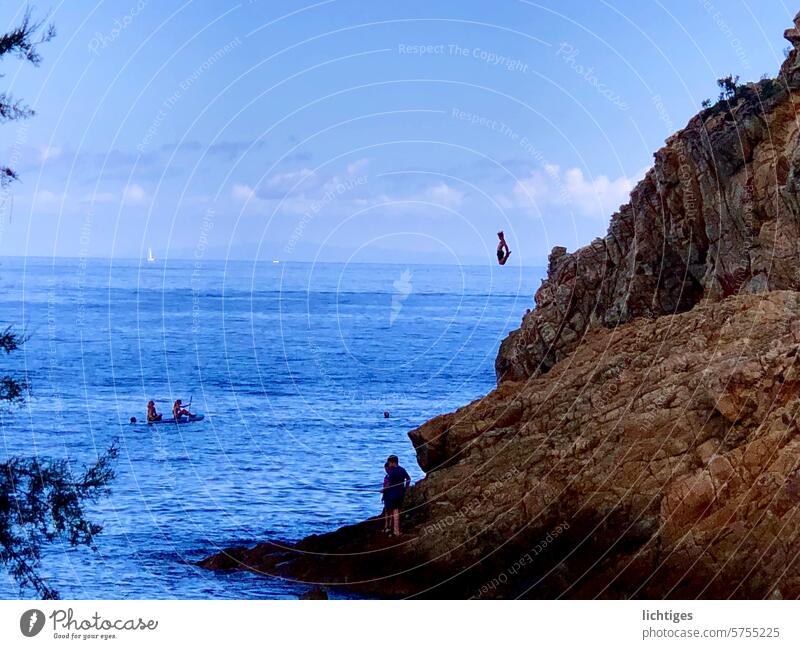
[147,247,156,263]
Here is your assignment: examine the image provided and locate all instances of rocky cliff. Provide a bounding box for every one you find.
[200,16,800,598]
[497,23,800,385]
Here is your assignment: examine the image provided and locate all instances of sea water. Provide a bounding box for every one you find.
[0,257,543,598]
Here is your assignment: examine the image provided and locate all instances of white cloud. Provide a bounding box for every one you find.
[493,193,514,210]
[421,182,464,208]
[509,164,646,219]
[33,190,65,205]
[81,191,117,203]
[122,183,147,205]
[232,160,371,215]
[40,146,62,162]
[273,194,315,214]
[231,182,321,215]
[265,168,314,191]
[231,183,255,202]
[346,158,369,176]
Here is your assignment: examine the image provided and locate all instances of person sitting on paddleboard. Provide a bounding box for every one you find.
[172,399,194,420]
[497,231,511,265]
[147,400,162,422]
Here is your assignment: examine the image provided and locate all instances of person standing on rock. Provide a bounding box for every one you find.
[383,455,411,537]
[381,461,391,534]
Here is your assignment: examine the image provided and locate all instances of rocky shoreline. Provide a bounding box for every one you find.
[200,15,800,598]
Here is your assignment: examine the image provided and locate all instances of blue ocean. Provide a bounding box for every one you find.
[0,257,542,598]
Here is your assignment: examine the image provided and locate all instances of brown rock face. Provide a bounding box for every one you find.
[200,24,800,599]
[497,35,800,383]
[202,292,800,598]
[406,291,800,598]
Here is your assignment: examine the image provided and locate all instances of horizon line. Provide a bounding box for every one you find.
[0,253,548,269]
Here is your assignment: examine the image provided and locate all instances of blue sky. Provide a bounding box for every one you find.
[0,1,794,265]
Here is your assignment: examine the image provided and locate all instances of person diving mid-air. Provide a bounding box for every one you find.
[497,231,511,265]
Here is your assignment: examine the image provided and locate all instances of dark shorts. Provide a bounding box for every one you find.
[497,249,504,261]
[384,494,404,510]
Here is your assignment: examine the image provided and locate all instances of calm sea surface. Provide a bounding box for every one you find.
[0,257,543,598]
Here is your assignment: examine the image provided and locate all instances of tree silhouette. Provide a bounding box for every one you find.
[0,7,55,188]
[717,74,739,102]
[0,442,118,599]
[1,8,117,600]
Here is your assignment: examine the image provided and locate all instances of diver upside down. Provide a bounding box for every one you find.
[497,231,511,265]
